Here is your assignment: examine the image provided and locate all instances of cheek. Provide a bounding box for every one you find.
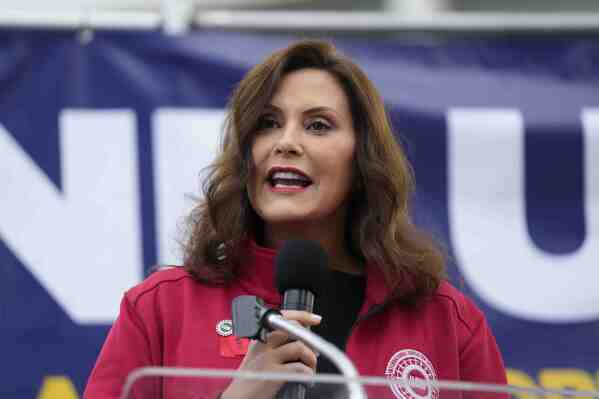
[247,142,261,204]
[320,149,356,196]
[248,137,274,210]
[251,135,272,170]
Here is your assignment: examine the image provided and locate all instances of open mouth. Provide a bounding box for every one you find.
[267,167,313,189]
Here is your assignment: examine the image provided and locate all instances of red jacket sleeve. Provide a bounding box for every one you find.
[83,294,157,399]
[460,315,508,399]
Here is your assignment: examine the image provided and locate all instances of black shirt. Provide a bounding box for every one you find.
[312,270,366,371]
[277,270,366,399]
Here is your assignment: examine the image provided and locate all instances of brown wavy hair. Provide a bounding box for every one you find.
[183,39,445,305]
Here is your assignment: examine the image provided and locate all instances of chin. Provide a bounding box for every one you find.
[264,214,312,223]
[261,209,319,224]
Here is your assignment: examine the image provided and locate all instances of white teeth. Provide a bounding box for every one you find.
[271,171,310,181]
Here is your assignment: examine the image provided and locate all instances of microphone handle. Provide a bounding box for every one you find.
[282,289,315,312]
[276,289,315,399]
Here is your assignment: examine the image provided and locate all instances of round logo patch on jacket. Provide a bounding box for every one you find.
[385,349,439,399]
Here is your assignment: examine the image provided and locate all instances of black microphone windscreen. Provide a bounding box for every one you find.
[275,240,329,297]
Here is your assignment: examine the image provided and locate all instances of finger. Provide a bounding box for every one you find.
[280,310,322,327]
[272,341,318,370]
[278,362,315,376]
[264,330,290,348]
[246,331,289,357]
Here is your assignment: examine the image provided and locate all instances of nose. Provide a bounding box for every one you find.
[273,122,303,157]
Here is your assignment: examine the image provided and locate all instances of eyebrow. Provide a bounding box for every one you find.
[265,104,339,117]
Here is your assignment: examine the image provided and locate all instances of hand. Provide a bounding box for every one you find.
[220,310,322,399]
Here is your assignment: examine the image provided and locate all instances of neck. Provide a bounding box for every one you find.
[262,220,362,275]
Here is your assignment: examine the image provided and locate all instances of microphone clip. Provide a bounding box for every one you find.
[231,295,281,343]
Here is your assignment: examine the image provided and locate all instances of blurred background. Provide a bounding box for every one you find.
[1,0,598,398]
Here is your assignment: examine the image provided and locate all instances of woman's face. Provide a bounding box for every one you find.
[249,68,356,229]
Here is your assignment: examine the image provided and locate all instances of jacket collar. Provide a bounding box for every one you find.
[237,239,281,305]
[238,239,391,307]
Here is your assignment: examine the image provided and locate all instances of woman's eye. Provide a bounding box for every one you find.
[257,116,279,130]
[306,120,331,132]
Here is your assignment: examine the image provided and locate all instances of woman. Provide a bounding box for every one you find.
[84,40,506,399]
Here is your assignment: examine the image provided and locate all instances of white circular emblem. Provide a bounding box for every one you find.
[385,349,438,399]
[216,320,233,337]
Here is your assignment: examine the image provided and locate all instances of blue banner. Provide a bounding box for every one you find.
[1,30,598,397]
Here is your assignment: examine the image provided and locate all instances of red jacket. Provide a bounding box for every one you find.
[84,240,507,399]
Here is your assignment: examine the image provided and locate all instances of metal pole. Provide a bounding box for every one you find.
[384,0,454,14]
[1,9,599,32]
[266,314,367,399]
[0,9,161,30]
[194,10,599,32]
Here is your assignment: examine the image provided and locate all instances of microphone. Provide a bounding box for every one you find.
[274,240,329,399]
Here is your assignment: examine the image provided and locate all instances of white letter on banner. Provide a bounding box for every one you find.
[0,110,141,324]
[153,108,224,265]
[448,108,599,323]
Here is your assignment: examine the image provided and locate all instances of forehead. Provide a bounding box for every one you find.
[270,68,350,112]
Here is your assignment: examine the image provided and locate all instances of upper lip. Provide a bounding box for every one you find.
[266,166,312,182]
